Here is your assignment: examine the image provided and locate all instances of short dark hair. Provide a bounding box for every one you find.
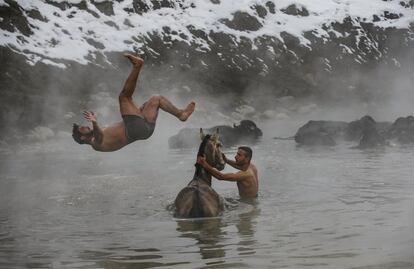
[238,146,252,161]
[72,124,86,144]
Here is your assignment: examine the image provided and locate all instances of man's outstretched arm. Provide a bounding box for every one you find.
[197,156,248,182]
[222,153,243,170]
[83,111,103,145]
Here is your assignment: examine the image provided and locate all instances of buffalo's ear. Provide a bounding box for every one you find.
[200,128,205,140]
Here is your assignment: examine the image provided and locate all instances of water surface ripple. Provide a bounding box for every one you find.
[1,139,413,268]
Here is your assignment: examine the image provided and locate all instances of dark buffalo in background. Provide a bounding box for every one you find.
[294,115,414,148]
[168,120,263,149]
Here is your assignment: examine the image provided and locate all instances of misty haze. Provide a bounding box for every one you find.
[1,0,414,268]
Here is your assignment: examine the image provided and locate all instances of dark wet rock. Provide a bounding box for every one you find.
[0,1,33,36]
[85,38,105,50]
[253,4,268,18]
[386,116,414,144]
[373,14,381,22]
[85,9,100,19]
[45,0,90,11]
[123,18,134,28]
[266,1,276,14]
[45,0,72,11]
[168,120,262,149]
[280,31,301,49]
[221,11,263,32]
[294,120,348,146]
[186,25,208,40]
[92,1,114,16]
[27,9,48,22]
[151,0,176,9]
[104,20,119,30]
[130,0,151,14]
[46,0,100,17]
[281,4,309,17]
[384,11,401,20]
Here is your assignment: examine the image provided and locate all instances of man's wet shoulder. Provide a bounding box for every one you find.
[249,163,257,171]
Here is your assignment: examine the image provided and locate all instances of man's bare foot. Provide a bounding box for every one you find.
[124,53,144,68]
[179,101,196,121]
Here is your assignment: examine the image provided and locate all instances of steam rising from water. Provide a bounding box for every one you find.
[1,1,414,268]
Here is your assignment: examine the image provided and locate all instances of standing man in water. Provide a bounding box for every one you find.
[197,146,258,199]
[72,54,195,152]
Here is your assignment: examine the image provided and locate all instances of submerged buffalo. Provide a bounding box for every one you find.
[386,116,414,144]
[169,120,262,148]
[356,116,387,148]
[294,120,348,146]
[345,115,390,141]
[294,115,414,148]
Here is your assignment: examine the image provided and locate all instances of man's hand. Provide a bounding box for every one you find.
[222,153,227,163]
[196,155,207,167]
[83,111,97,123]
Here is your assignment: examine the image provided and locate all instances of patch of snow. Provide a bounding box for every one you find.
[0,0,413,65]
[41,59,67,68]
[232,104,256,120]
[392,58,401,68]
[64,112,76,120]
[27,126,55,141]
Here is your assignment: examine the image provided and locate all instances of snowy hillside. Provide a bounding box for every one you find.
[1,0,413,66]
[0,0,413,140]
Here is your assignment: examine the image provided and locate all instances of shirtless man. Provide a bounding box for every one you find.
[197,146,258,199]
[72,54,195,152]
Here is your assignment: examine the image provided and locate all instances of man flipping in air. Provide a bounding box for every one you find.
[72,54,195,152]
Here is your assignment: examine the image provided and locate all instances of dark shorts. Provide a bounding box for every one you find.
[122,115,155,143]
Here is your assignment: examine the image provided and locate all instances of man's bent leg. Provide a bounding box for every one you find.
[119,54,144,116]
[141,95,195,123]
